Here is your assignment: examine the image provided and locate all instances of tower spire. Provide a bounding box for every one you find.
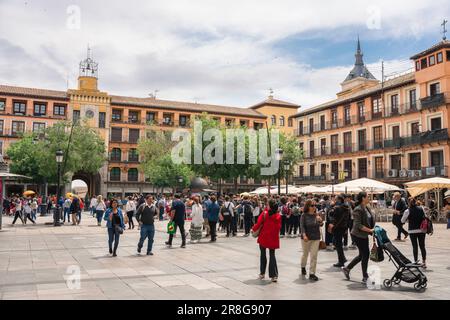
[355,35,364,66]
[343,37,376,82]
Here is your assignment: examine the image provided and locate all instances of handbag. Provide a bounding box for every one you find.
[370,238,384,262]
[123,213,129,225]
[167,221,176,234]
[114,225,124,235]
[251,212,266,238]
[319,229,327,250]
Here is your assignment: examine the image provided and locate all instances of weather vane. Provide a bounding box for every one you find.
[442,19,448,41]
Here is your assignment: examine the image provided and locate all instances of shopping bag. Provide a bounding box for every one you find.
[167,221,176,234]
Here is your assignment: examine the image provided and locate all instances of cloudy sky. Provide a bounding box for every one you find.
[0,0,449,109]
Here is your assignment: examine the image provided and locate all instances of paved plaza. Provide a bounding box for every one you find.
[0,213,449,300]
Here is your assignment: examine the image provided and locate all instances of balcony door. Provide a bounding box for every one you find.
[358,158,367,178]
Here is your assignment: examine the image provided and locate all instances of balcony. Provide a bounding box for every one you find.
[384,129,448,148]
[0,128,22,137]
[293,172,354,183]
[420,93,446,110]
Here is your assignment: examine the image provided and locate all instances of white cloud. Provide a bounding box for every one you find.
[0,0,448,109]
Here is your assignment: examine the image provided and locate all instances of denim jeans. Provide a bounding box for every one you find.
[77,210,81,223]
[96,210,104,224]
[107,227,121,253]
[31,209,37,220]
[63,207,70,222]
[138,224,155,253]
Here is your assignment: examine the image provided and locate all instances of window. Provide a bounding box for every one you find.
[358,129,366,151]
[12,121,25,135]
[0,120,3,134]
[430,82,441,96]
[53,104,66,116]
[320,138,326,156]
[146,112,155,123]
[279,116,285,126]
[429,55,436,66]
[271,115,276,126]
[163,114,173,125]
[390,155,401,170]
[110,148,121,161]
[309,164,315,176]
[225,119,234,127]
[110,168,121,181]
[409,89,417,109]
[73,110,80,123]
[331,110,338,127]
[298,121,303,135]
[32,122,45,133]
[299,142,304,151]
[374,157,384,178]
[430,117,442,131]
[411,122,420,135]
[320,164,327,178]
[437,52,443,63]
[421,58,428,69]
[129,149,139,162]
[344,105,351,125]
[299,165,304,178]
[111,128,122,142]
[357,101,365,122]
[409,153,421,170]
[320,114,325,131]
[372,96,382,118]
[430,150,444,167]
[128,111,139,123]
[13,101,26,115]
[288,118,293,127]
[33,102,46,116]
[309,141,315,158]
[128,168,139,182]
[392,125,400,140]
[309,118,314,133]
[129,128,140,143]
[180,115,188,127]
[373,126,383,149]
[0,99,5,111]
[415,60,421,71]
[343,132,352,153]
[99,112,106,128]
[344,160,352,180]
[112,109,122,121]
[331,161,339,179]
[331,134,338,154]
[358,158,368,178]
[447,50,450,61]
[390,94,399,114]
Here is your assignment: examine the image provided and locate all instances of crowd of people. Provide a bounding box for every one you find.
[3,188,448,285]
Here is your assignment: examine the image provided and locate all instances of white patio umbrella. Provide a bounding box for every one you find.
[333,178,401,194]
[297,185,328,194]
[405,177,450,211]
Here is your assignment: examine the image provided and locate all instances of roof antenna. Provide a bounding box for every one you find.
[268,88,274,98]
[442,19,448,41]
[149,90,159,99]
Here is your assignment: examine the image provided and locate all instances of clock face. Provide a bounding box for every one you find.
[85,109,95,119]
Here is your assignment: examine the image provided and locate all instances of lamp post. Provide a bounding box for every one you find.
[283,160,291,195]
[330,172,336,196]
[343,169,349,194]
[55,150,63,226]
[275,148,283,195]
[176,175,183,194]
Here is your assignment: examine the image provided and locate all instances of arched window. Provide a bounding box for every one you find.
[271,115,276,125]
[110,167,121,181]
[128,148,139,162]
[110,148,121,161]
[128,168,139,182]
[279,116,285,126]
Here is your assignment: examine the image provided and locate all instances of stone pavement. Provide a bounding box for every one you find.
[0,212,449,300]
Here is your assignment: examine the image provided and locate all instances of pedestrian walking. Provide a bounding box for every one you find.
[165,194,187,248]
[342,192,375,283]
[329,194,351,267]
[220,196,234,237]
[189,196,204,243]
[252,199,281,282]
[63,197,71,223]
[70,196,80,225]
[206,195,220,242]
[12,198,24,225]
[401,198,427,268]
[103,199,125,257]
[125,196,136,229]
[300,199,323,281]
[136,195,157,255]
[392,192,409,241]
[95,195,107,226]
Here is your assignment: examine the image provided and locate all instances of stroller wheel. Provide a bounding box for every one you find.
[414,282,425,291]
[420,281,427,289]
[383,279,392,289]
[393,278,401,285]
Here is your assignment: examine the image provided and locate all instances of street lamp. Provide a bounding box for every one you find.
[176,175,183,194]
[55,150,63,226]
[330,172,336,196]
[343,169,349,194]
[275,148,283,195]
[283,160,291,195]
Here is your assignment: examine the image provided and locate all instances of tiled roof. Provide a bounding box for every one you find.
[110,95,267,118]
[0,85,68,100]
[410,40,450,60]
[291,72,416,118]
[249,96,300,109]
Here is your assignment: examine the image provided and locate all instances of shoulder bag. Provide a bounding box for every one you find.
[252,212,266,238]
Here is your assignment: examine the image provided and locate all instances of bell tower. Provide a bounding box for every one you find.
[78,46,99,91]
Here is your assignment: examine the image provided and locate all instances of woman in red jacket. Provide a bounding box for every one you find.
[252,199,282,282]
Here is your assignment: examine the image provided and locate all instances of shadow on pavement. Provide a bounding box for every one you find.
[243,279,272,286]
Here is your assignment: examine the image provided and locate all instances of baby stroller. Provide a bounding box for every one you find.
[373,226,427,291]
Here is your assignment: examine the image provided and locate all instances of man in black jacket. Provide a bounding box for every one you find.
[329,194,351,267]
[392,192,408,241]
[136,195,157,255]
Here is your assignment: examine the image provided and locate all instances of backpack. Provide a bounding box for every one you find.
[243,203,253,216]
[292,205,301,216]
[221,203,232,215]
